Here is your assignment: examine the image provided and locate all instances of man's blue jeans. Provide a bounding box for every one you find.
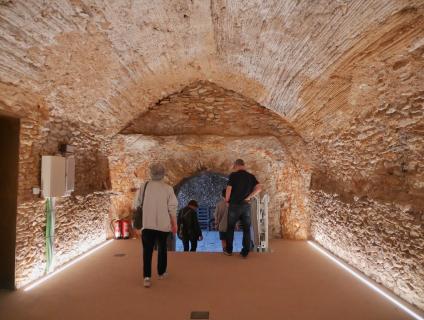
[226,203,251,255]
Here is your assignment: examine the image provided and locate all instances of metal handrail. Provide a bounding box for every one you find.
[252,194,269,252]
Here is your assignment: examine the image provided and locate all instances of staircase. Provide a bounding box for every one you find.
[197,206,214,230]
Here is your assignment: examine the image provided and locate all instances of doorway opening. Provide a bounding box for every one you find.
[174,171,243,252]
[0,115,20,290]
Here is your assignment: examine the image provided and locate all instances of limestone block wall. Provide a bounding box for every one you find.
[311,191,424,310]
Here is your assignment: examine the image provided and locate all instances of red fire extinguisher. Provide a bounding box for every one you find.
[112,219,122,239]
[111,219,131,240]
[121,220,130,239]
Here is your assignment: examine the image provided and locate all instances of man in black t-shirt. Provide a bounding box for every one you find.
[225,159,262,257]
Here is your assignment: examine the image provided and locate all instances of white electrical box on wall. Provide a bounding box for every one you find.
[41,156,66,197]
[65,156,75,195]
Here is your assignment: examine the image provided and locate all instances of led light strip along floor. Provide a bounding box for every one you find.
[308,241,424,320]
[23,239,424,320]
[24,240,114,292]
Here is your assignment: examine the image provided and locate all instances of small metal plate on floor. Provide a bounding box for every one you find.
[190,311,209,319]
[113,253,126,257]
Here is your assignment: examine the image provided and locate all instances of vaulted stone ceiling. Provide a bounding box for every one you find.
[2,1,424,309]
[1,0,422,138]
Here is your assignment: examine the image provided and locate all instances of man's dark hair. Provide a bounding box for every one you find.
[188,200,198,208]
[221,188,226,197]
[234,159,245,166]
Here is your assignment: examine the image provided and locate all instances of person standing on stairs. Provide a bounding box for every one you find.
[133,163,178,288]
[214,188,228,252]
[177,200,203,252]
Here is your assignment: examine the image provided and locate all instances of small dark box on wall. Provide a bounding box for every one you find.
[59,143,75,154]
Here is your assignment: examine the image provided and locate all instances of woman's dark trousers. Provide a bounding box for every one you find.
[142,229,169,278]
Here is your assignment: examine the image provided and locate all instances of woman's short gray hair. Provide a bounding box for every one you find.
[149,163,165,180]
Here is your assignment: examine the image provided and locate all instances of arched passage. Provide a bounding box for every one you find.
[174,171,235,252]
[108,81,311,239]
[174,171,228,210]
[109,135,287,237]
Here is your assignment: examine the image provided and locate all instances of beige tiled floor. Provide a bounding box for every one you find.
[0,240,421,320]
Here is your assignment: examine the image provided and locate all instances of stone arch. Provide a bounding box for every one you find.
[174,171,228,208]
[120,80,313,170]
[110,81,312,239]
[109,134,309,240]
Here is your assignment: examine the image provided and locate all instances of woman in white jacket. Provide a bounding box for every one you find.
[133,163,178,288]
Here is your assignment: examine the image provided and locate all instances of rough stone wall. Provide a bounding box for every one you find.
[109,135,290,237]
[301,9,424,209]
[14,200,46,287]
[306,6,424,310]
[14,127,111,288]
[280,167,311,240]
[13,123,112,288]
[310,91,424,208]
[53,193,111,267]
[123,81,299,138]
[311,191,424,310]
[15,193,111,287]
[309,93,424,309]
[176,172,228,210]
[0,85,112,287]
